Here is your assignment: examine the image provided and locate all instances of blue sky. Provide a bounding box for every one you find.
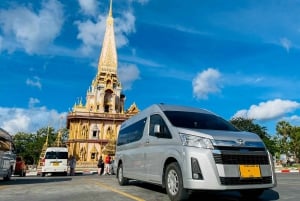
[0,0,300,135]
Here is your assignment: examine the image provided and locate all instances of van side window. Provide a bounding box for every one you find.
[117,118,147,146]
[149,114,172,139]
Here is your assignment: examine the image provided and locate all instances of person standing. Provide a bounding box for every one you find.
[103,154,111,175]
[69,155,76,176]
[97,156,104,175]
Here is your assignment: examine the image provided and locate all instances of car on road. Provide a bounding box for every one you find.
[38,147,68,176]
[14,156,26,177]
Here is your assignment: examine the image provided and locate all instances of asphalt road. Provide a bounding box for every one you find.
[0,173,299,201]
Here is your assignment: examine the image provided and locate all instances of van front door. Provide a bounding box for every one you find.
[144,114,172,184]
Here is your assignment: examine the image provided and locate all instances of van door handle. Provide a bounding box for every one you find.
[145,139,150,144]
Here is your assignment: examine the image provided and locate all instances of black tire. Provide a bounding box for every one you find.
[117,163,128,186]
[41,173,46,177]
[165,162,189,201]
[3,169,12,181]
[240,189,265,199]
[20,170,25,177]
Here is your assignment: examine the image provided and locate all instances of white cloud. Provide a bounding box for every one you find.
[290,115,300,122]
[75,17,106,55]
[78,0,99,16]
[114,11,136,46]
[280,37,292,52]
[233,99,300,120]
[0,0,64,54]
[75,7,135,55]
[28,98,40,108]
[0,106,67,135]
[192,68,222,99]
[281,115,300,126]
[26,76,42,89]
[118,63,140,90]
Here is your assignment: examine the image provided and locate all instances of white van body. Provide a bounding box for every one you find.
[0,128,16,181]
[114,104,277,201]
[41,147,68,176]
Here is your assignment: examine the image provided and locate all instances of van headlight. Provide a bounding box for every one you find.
[179,133,214,149]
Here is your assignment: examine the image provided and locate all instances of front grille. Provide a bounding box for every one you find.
[214,146,266,151]
[220,176,273,185]
[213,152,269,165]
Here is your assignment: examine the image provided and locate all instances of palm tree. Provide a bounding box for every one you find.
[276,121,292,156]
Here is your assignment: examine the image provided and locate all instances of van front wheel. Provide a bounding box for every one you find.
[117,163,128,186]
[165,162,189,201]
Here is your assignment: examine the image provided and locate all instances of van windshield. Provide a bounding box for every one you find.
[164,111,238,131]
[45,151,68,159]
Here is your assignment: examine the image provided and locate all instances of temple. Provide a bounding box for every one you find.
[66,0,139,172]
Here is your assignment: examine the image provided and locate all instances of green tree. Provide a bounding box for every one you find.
[289,126,300,161]
[276,121,292,155]
[13,132,36,164]
[230,117,278,155]
[13,126,67,165]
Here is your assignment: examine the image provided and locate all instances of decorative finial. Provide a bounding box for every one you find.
[109,0,112,17]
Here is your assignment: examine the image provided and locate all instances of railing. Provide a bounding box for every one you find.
[76,161,98,168]
[67,112,130,120]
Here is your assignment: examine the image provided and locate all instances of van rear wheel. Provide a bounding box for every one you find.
[3,168,12,181]
[117,163,128,185]
[165,162,189,201]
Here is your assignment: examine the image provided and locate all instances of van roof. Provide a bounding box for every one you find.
[157,104,213,114]
[46,147,68,151]
[121,103,214,128]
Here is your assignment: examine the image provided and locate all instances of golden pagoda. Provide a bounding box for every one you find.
[66,0,139,172]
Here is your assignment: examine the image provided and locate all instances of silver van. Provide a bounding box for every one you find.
[114,104,277,201]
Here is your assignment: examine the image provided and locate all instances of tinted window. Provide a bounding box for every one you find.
[117,118,146,146]
[149,114,172,138]
[164,111,238,131]
[45,151,68,159]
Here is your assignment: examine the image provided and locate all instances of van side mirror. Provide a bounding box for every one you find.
[154,124,165,138]
[154,124,161,134]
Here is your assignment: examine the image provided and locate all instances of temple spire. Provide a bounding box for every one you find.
[98,0,117,75]
[109,0,112,17]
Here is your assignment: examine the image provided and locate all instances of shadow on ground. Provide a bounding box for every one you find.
[130,180,279,201]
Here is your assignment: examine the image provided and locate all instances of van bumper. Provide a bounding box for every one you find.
[181,148,277,190]
[41,167,68,173]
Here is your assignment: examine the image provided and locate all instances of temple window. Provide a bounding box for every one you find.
[104,90,113,112]
[92,125,99,138]
[104,105,109,113]
[91,153,96,159]
[106,80,112,88]
[92,130,98,138]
